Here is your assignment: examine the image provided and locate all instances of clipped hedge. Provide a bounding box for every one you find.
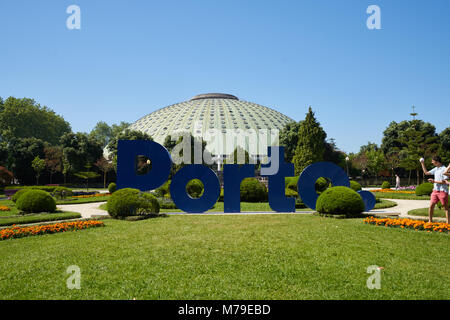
[108,183,117,194]
[350,180,362,192]
[16,190,57,213]
[107,188,160,218]
[315,177,331,193]
[53,187,73,199]
[240,178,267,202]
[316,186,365,217]
[186,179,204,198]
[5,185,58,193]
[415,182,434,196]
[285,176,299,192]
[381,181,391,189]
[11,189,33,203]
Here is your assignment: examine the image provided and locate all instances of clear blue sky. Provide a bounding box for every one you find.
[0,0,449,153]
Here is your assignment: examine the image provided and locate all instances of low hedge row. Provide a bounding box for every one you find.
[0,211,81,227]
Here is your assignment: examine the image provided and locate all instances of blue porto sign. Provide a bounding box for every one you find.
[116,140,375,213]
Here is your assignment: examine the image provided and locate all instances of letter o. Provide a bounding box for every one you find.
[170,165,220,213]
[297,162,350,210]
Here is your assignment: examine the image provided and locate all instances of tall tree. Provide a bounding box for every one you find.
[8,138,46,184]
[0,97,71,145]
[292,107,327,175]
[60,132,103,173]
[279,121,301,163]
[95,157,114,188]
[31,156,46,185]
[438,127,450,164]
[89,121,113,148]
[44,146,63,184]
[365,148,386,184]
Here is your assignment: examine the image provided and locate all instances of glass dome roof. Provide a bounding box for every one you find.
[128,93,294,155]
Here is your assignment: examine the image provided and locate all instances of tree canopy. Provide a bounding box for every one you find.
[0,97,71,145]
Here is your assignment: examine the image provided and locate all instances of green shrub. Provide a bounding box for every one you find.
[154,180,170,198]
[381,181,391,189]
[11,189,33,203]
[158,197,177,209]
[315,177,331,193]
[415,182,433,196]
[16,190,56,213]
[218,188,224,202]
[53,187,73,199]
[108,183,117,194]
[6,185,58,192]
[285,176,299,192]
[186,179,204,198]
[240,178,267,202]
[316,186,365,217]
[107,188,160,218]
[350,180,362,192]
[285,188,298,197]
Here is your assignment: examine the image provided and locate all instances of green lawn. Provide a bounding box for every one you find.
[0,211,81,227]
[374,192,430,200]
[408,207,448,218]
[0,199,20,216]
[0,214,448,299]
[98,199,396,213]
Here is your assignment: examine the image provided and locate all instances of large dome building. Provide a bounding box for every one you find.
[128,93,294,157]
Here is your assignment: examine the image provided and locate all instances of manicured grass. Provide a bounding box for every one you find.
[408,207,448,218]
[56,195,110,205]
[0,211,81,227]
[0,199,20,217]
[0,214,448,299]
[374,192,430,200]
[98,201,312,213]
[374,199,397,209]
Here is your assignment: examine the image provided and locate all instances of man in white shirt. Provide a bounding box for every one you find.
[420,156,449,223]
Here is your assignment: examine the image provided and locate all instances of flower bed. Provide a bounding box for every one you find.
[0,206,11,211]
[364,217,449,233]
[372,189,415,194]
[0,220,104,240]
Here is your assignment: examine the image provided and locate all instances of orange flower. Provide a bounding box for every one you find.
[364,217,449,233]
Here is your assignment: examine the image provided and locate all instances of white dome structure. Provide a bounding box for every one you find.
[128,93,294,156]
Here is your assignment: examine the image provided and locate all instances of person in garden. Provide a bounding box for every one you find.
[420,156,449,223]
[395,174,401,190]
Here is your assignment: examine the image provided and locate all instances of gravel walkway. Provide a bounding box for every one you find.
[57,202,109,219]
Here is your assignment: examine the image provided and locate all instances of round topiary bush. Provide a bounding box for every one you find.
[381,181,391,189]
[186,179,204,198]
[108,182,117,194]
[53,186,73,199]
[107,188,160,218]
[11,189,33,203]
[16,190,56,213]
[415,182,433,196]
[285,176,299,192]
[315,177,331,193]
[240,178,267,202]
[350,180,362,192]
[316,186,365,217]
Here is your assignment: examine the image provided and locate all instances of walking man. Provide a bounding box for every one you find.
[395,174,401,190]
[420,156,449,223]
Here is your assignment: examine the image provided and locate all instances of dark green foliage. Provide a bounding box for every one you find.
[107,188,160,218]
[60,132,103,173]
[106,129,153,164]
[7,138,46,185]
[381,181,391,189]
[158,197,178,209]
[0,97,71,145]
[240,178,267,202]
[11,189,33,203]
[316,186,365,216]
[315,177,330,193]
[279,122,301,163]
[154,180,171,198]
[186,179,203,198]
[349,180,362,192]
[6,185,58,192]
[415,182,434,196]
[16,190,56,213]
[108,183,117,194]
[52,186,73,199]
[293,107,327,175]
